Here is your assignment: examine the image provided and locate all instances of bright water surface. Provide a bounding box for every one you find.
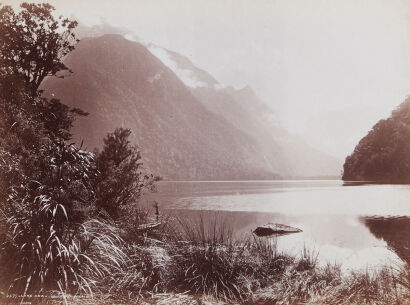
[149,180,410,272]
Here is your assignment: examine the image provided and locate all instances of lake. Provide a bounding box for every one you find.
[147,180,410,272]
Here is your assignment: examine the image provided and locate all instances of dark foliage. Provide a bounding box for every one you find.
[0,2,78,94]
[0,2,100,294]
[343,97,410,183]
[94,128,157,221]
[0,3,158,296]
[0,2,122,295]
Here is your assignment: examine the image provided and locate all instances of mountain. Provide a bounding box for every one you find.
[149,45,341,177]
[42,34,279,180]
[343,97,410,183]
[42,34,340,180]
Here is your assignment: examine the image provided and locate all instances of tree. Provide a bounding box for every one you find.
[0,2,78,95]
[0,2,86,143]
[343,97,410,183]
[0,2,157,295]
[94,128,156,221]
[0,3,99,294]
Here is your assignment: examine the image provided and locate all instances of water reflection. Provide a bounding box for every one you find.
[147,180,410,271]
[342,181,375,186]
[362,216,410,265]
[164,210,403,272]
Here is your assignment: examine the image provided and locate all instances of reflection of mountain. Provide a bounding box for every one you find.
[362,216,410,264]
[42,33,340,180]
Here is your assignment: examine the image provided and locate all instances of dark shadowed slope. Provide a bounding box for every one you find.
[41,34,279,180]
[343,97,410,183]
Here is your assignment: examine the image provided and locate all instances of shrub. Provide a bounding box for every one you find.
[0,139,97,294]
[94,128,157,221]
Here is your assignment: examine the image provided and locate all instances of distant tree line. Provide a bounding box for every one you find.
[0,2,156,295]
[343,97,410,183]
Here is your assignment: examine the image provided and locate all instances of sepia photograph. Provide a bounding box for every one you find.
[0,0,409,304]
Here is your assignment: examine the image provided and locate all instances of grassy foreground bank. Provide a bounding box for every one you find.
[1,214,409,305]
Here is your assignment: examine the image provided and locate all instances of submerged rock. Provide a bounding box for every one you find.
[254,223,302,237]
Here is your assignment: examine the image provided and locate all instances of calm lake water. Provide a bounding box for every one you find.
[148,180,410,272]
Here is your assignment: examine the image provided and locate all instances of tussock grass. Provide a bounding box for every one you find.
[163,215,269,300]
[2,211,410,305]
[0,216,126,300]
[150,214,410,305]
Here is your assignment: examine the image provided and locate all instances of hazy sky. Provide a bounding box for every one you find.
[4,0,410,158]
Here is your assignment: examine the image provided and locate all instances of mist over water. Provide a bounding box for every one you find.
[149,180,410,271]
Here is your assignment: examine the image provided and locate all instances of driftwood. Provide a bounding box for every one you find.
[254,223,302,237]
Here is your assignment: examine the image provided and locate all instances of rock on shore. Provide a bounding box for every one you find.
[254,223,302,237]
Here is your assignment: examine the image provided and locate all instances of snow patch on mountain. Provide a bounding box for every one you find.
[124,33,139,42]
[148,46,208,88]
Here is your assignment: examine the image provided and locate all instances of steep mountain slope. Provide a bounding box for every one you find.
[41,34,279,180]
[148,46,340,177]
[42,34,340,180]
[343,97,410,182]
[193,85,341,177]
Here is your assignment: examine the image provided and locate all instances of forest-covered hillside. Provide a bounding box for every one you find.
[343,97,410,183]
